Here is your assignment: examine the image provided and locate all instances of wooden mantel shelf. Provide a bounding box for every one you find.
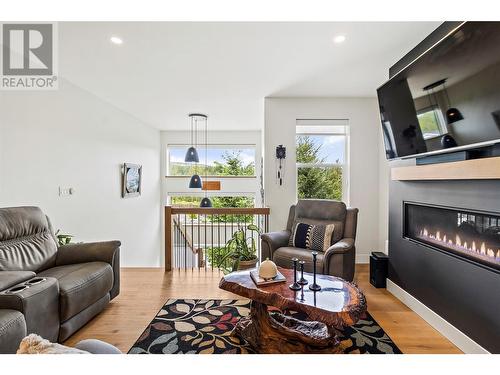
[391,156,500,181]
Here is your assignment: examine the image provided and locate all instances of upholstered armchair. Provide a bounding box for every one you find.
[261,199,358,281]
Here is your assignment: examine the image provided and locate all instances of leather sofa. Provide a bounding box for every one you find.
[261,199,358,281]
[0,206,120,353]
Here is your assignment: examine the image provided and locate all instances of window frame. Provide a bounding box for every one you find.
[166,143,257,178]
[416,105,447,140]
[295,122,349,203]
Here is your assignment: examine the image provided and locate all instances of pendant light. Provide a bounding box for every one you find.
[184,114,200,162]
[188,174,202,189]
[445,107,464,124]
[187,114,205,189]
[442,80,464,124]
[199,114,212,208]
[200,197,212,207]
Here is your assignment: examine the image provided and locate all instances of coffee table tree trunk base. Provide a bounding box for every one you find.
[233,301,345,354]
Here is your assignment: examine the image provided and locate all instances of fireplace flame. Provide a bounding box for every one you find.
[418,228,499,262]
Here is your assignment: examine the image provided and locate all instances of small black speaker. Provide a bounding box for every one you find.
[370,252,388,288]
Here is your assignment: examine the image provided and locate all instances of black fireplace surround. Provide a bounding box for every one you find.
[389,177,500,353]
[404,202,500,272]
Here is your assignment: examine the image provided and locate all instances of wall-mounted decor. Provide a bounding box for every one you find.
[275,144,286,186]
[122,163,142,198]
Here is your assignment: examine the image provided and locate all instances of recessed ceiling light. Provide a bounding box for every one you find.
[110,36,123,45]
[333,35,346,44]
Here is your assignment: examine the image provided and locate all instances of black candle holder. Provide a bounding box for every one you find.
[309,251,321,291]
[299,287,305,302]
[289,257,301,291]
[298,260,308,285]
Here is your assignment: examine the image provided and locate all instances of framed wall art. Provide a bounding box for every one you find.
[122,163,142,198]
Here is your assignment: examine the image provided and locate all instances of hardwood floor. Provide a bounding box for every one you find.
[64,265,462,354]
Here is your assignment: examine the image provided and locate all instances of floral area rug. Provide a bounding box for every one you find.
[128,299,401,354]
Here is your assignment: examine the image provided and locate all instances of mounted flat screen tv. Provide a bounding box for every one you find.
[377,22,500,160]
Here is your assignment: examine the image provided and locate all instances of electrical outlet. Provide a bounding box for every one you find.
[58,187,74,197]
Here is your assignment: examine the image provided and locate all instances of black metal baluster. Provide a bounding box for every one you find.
[211,214,214,270]
[183,214,185,269]
[257,214,261,261]
[175,214,178,269]
[224,215,227,270]
[217,215,221,271]
[204,213,207,270]
[197,213,200,270]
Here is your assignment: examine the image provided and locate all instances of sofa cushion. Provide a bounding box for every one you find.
[273,246,324,273]
[0,309,27,354]
[38,262,113,322]
[0,207,57,272]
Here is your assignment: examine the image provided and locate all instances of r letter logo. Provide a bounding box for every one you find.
[1,23,58,90]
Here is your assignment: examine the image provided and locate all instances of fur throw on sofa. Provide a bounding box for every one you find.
[17,334,89,354]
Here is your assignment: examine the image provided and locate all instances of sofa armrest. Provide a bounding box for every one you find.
[261,231,290,260]
[323,238,355,281]
[324,238,354,256]
[56,241,121,300]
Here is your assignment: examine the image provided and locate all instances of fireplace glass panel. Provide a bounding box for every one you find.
[404,202,500,271]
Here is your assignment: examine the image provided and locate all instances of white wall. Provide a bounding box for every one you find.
[161,130,262,206]
[0,79,162,267]
[378,131,390,254]
[264,97,385,263]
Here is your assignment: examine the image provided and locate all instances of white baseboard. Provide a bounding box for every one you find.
[387,279,489,354]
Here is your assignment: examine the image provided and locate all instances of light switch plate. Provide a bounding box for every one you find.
[58,187,74,197]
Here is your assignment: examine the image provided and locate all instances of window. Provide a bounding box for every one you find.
[296,121,348,201]
[169,194,255,223]
[417,106,446,140]
[167,145,255,176]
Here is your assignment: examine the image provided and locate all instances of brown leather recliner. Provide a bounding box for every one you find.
[0,206,120,353]
[261,199,358,281]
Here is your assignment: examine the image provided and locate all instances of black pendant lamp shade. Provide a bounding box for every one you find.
[184,146,199,163]
[189,174,202,189]
[200,197,213,207]
[446,107,464,124]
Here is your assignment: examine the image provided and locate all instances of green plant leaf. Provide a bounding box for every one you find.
[246,224,260,233]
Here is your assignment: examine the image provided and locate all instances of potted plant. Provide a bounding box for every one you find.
[55,229,74,247]
[217,224,261,273]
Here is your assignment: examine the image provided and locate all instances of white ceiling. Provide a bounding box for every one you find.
[59,22,440,130]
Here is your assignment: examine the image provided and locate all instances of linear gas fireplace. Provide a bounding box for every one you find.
[404,202,500,272]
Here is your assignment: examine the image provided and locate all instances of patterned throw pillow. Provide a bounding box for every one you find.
[288,222,335,252]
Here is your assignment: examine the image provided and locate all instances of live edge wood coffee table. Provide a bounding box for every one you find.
[219,267,367,354]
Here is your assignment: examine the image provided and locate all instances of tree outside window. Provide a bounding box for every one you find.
[168,146,255,176]
[296,124,347,201]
